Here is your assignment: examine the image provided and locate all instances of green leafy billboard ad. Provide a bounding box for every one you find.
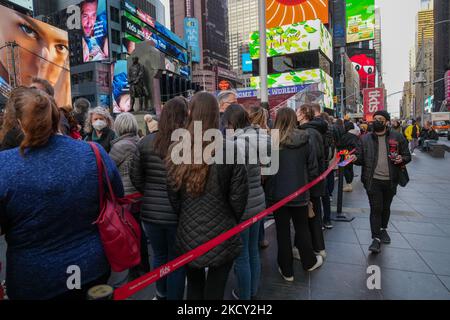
[346,0,375,43]
[250,69,334,110]
[249,19,333,62]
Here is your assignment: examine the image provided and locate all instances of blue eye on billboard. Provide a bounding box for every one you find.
[242,53,253,73]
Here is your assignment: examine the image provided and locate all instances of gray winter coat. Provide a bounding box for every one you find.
[109,134,140,195]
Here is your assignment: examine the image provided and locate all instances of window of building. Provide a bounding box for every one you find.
[112,29,121,45]
[110,6,120,23]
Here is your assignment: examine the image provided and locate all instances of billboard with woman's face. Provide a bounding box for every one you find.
[81,0,109,62]
[0,4,71,107]
[112,60,131,114]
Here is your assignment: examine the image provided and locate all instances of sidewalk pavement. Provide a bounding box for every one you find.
[1,140,450,300]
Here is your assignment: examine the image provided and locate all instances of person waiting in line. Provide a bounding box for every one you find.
[130,97,189,300]
[248,106,271,249]
[73,98,91,138]
[352,111,411,254]
[404,119,421,156]
[222,104,269,300]
[166,92,248,300]
[84,107,116,153]
[109,113,150,284]
[217,90,238,133]
[296,105,327,261]
[265,108,323,283]
[337,121,361,193]
[0,87,124,300]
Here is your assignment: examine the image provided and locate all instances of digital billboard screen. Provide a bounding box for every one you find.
[80,0,109,62]
[346,0,375,43]
[112,60,131,114]
[242,53,253,73]
[184,18,200,63]
[348,48,376,90]
[266,0,329,28]
[0,4,72,107]
[249,20,333,62]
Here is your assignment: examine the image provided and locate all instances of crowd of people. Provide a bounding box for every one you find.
[0,83,413,300]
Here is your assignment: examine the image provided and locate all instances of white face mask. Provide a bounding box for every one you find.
[93,120,107,131]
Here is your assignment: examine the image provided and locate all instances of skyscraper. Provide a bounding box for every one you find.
[374,7,383,87]
[228,0,258,87]
[170,0,235,92]
[434,0,450,111]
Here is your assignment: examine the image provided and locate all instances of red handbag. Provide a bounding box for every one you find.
[89,143,142,273]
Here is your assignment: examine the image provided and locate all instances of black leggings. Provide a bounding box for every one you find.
[186,261,233,300]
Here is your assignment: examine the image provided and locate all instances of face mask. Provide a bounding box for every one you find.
[93,120,107,131]
[373,121,386,133]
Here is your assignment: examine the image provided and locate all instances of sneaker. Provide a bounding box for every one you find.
[307,255,324,272]
[314,250,327,260]
[323,220,334,229]
[260,240,269,249]
[292,247,301,260]
[231,289,240,300]
[369,239,381,254]
[278,267,294,282]
[380,229,391,244]
[411,152,417,156]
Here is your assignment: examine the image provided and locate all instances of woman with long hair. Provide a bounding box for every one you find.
[222,104,269,300]
[166,92,248,300]
[0,87,123,299]
[265,108,322,282]
[130,97,189,300]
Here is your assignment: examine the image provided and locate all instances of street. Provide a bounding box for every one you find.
[2,139,450,300]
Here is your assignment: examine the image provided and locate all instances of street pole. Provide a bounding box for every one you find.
[340,47,345,118]
[258,0,269,112]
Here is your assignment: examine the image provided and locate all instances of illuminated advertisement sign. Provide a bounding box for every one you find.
[236,84,311,99]
[80,0,109,62]
[346,0,375,43]
[112,60,131,114]
[123,1,186,49]
[184,18,201,63]
[250,69,334,110]
[0,4,71,107]
[249,20,333,62]
[123,15,188,64]
[242,53,253,73]
[348,48,376,90]
[363,88,384,121]
[266,0,329,28]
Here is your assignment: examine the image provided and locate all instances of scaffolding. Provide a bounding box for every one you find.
[4,41,21,89]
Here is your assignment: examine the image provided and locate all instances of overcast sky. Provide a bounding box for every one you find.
[377,0,421,116]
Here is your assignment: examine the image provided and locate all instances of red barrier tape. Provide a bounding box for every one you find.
[113,150,354,300]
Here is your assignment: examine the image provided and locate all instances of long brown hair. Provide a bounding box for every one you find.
[166,92,220,197]
[1,87,60,155]
[248,106,269,130]
[273,108,297,146]
[153,96,188,158]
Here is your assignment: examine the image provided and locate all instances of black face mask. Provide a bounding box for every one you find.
[373,121,386,133]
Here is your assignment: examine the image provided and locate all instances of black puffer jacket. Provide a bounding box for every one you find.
[265,129,318,207]
[299,119,327,197]
[168,140,248,269]
[130,133,178,225]
[109,134,140,196]
[355,130,412,191]
[234,126,270,222]
[337,132,360,153]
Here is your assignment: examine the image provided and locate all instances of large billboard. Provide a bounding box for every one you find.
[348,48,376,90]
[0,4,71,107]
[249,20,333,62]
[363,88,385,121]
[79,0,109,62]
[346,0,375,43]
[184,18,200,63]
[266,0,329,29]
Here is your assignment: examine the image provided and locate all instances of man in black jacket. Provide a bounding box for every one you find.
[353,110,411,254]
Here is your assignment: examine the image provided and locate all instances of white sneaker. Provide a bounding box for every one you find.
[292,247,301,260]
[307,255,324,272]
[411,152,417,156]
[278,267,294,282]
[315,250,327,260]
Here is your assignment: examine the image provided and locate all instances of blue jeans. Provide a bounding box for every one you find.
[143,222,185,300]
[234,222,261,300]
